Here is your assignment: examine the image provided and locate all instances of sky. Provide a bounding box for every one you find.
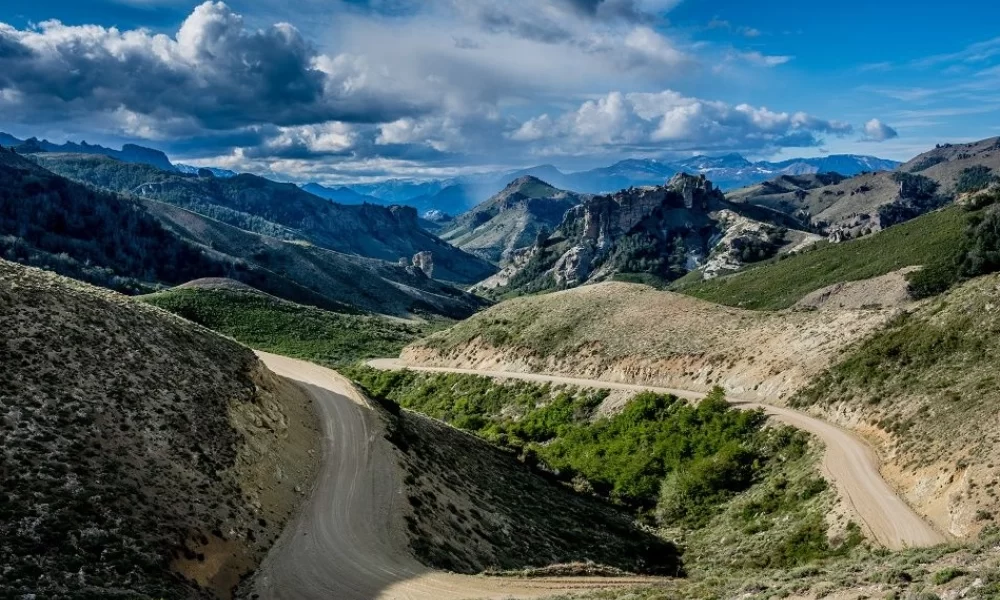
[1,0,999,184]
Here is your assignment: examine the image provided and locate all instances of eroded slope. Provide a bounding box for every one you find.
[793,273,1000,539]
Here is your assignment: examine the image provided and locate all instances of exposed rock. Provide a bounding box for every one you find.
[412,251,434,278]
[551,245,595,287]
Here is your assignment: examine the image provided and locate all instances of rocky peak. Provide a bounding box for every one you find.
[666,172,719,210]
[566,173,724,248]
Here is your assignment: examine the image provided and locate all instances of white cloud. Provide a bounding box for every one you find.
[735,50,792,67]
[508,90,853,156]
[861,118,899,142]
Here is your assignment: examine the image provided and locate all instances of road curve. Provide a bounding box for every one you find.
[251,352,662,600]
[367,358,947,550]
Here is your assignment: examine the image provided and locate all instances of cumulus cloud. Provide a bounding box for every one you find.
[0,2,426,135]
[862,118,899,142]
[0,1,869,182]
[508,90,853,155]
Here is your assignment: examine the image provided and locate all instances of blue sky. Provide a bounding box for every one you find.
[1,0,999,183]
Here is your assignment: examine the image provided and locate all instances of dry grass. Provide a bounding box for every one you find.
[407,281,897,401]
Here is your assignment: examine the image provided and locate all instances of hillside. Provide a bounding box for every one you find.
[0,260,320,598]
[29,153,496,285]
[727,137,1000,243]
[477,173,816,297]
[673,205,969,310]
[144,200,487,318]
[439,176,585,264]
[348,368,851,575]
[0,147,484,318]
[902,137,1000,193]
[141,281,444,366]
[792,273,1000,540]
[0,147,231,293]
[729,170,949,240]
[403,281,898,400]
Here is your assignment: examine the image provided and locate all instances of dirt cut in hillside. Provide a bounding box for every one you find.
[405,281,898,401]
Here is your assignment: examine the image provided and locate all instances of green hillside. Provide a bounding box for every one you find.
[142,284,446,366]
[672,206,969,310]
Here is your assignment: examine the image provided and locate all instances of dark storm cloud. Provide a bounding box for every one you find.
[0,2,426,134]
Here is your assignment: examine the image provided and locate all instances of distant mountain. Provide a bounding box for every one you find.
[336,153,901,215]
[439,176,587,264]
[770,155,901,175]
[300,182,382,204]
[0,147,484,318]
[175,164,238,178]
[477,173,817,296]
[0,132,176,171]
[728,139,1000,242]
[30,153,497,285]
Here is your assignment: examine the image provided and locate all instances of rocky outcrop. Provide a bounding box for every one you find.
[412,251,434,278]
[483,173,811,296]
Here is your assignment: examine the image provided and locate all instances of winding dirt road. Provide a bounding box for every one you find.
[367,359,947,550]
[251,352,662,600]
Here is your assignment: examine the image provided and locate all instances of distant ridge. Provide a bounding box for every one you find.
[0,132,176,171]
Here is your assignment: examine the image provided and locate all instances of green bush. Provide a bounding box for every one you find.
[932,567,967,585]
[956,165,995,194]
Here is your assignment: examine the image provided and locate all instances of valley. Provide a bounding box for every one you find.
[6,113,1000,600]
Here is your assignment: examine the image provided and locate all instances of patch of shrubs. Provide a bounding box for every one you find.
[955,165,996,195]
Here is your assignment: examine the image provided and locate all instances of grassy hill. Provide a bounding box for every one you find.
[0,259,320,598]
[404,281,897,400]
[29,153,496,285]
[671,205,969,310]
[792,272,1000,539]
[141,281,447,367]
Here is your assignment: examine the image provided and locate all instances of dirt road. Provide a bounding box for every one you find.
[367,359,947,550]
[251,352,663,600]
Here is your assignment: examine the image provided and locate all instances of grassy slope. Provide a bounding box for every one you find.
[672,206,967,310]
[0,260,319,599]
[141,286,446,367]
[347,367,859,573]
[791,273,1000,537]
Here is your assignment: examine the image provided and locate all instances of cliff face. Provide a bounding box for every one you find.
[567,174,724,249]
[488,173,802,296]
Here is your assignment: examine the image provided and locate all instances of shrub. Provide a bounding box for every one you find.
[956,165,995,195]
[932,567,967,585]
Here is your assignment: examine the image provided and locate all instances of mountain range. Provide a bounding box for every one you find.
[337,153,901,216]
[29,153,496,286]
[0,131,899,219]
